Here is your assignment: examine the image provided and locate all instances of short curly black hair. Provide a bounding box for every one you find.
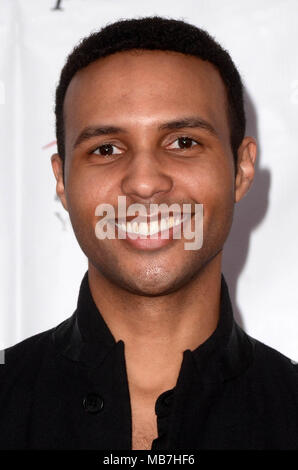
[54,15,246,169]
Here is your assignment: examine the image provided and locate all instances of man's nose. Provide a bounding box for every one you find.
[121,149,173,202]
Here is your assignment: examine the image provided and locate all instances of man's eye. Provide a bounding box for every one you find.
[91,143,122,156]
[168,136,201,150]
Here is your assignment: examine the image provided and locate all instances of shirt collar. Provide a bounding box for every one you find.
[189,274,255,382]
[53,270,255,381]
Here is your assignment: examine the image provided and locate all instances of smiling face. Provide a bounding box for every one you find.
[52,49,256,296]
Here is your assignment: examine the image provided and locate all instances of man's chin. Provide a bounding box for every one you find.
[113,270,198,297]
[89,248,209,297]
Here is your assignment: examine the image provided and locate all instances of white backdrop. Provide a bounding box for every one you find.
[1,0,298,360]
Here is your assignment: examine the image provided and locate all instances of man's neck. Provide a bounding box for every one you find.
[87,253,222,394]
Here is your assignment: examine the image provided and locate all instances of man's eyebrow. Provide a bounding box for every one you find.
[73,116,218,150]
[158,116,218,136]
[73,125,126,150]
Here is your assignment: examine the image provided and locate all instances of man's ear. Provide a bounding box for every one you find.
[234,137,257,203]
[51,153,68,211]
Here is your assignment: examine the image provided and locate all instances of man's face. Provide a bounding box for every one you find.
[53,50,249,295]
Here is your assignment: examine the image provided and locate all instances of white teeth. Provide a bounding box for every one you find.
[168,216,174,229]
[149,220,159,235]
[116,216,184,235]
[139,222,149,235]
[160,218,168,231]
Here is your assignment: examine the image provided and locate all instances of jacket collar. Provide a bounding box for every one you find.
[53,270,255,382]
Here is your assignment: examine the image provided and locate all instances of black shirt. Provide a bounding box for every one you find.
[0,271,297,449]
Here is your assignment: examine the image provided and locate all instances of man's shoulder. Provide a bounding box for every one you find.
[246,332,298,388]
[0,315,73,381]
[0,315,79,448]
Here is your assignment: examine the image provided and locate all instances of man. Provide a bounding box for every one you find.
[0,16,297,450]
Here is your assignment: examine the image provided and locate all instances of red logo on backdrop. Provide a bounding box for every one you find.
[42,140,56,149]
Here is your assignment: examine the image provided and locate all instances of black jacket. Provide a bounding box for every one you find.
[0,271,297,450]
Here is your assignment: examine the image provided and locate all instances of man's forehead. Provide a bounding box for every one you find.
[63,49,229,139]
[65,49,226,103]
